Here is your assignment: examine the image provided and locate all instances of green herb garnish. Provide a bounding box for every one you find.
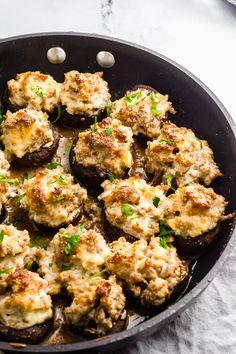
[0,268,13,277]
[105,127,113,136]
[60,263,72,272]
[150,92,162,116]
[124,91,142,107]
[0,230,4,244]
[16,193,26,205]
[91,116,98,132]
[60,224,84,255]
[49,174,68,186]
[158,139,175,146]
[164,174,175,191]
[52,194,65,202]
[158,220,175,248]
[121,204,134,217]
[65,140,73,155]
[51,104,62,123]
[0,174,18,185]
[0,108,3,126]
[109,174,117,183]
[24,261,33,270]
[31,85,45,98]
[153,195,160,208]
[86,268,107,281]
[31,237,49,250]
[106,103,113,116]
[21,172,29,180]
[47,162,61,170]
[196,137,203,149]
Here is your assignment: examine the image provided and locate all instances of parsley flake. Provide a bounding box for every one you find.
[124,91,142,107]
[60,224,84,255]
[196,137,203,149]
[150,92,162,116]
[164,174,176,191]
[60,263,72,272]
[52,194,64,202]
[16,193,26,205]
[153,195,160,208]
[47,162,61,170]
[51,104,62,123]
[91,116,98,132]
[0,174,18,185]
[121,204,134,217]
[158,220,175,248]
[0,230,4,244]
[86,269,107,281]
[21,172,29,180]
[105,127,113,136]
[0,268,13,277]
[109,174,117,183]
[106,103,113,116]
[31,237,49,250]
[158,139,175,146]
[24,261,33,270]
[31,85,45,98]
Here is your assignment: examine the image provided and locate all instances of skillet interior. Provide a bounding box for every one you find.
[0,32,235,353]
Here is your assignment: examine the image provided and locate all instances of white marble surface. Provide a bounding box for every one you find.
[0,1,236,353]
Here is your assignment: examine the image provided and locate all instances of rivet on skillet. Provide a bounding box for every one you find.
[96,51,115,68]
[46,47,66,64]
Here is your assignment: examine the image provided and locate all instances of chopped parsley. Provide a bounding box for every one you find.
[21,172,29,180]
[0,268,13,277]
[150,92,162,116]
[47,161,61,170]
[49,174,68,186]
[60,263,72,272]
[158,139,175,146]
[105,127,113,136]
[164,174,175,191]
[91,116,98,132]
[0,174,18,185]
[31,236,49,250]
[52,194,64,202]
[51,104,61,123]
[196,137,203,149]
[60,224,84,255]
[124,91,142,107]
[0,108,3,126]
[153,195,160,208]
[109,174,117,183]
[24,261,33,270]
[0,230,4,244]
[16,193,26,205]
[31,85,45,98]
[86,269,107,281]
[106,103,113,116]
[121,204,134,217]
[65,140,73,155]
[158,220,175,248]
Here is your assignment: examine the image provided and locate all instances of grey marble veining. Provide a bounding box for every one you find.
[0,1,236,353]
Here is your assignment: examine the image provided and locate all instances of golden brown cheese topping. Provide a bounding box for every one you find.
[0,150,10,214]
[7,71,61,112]
[60,71,111,116]
[110,88,175,138]
[98,176,169,240]
[21,167,87,227]
[1,109,54,159]
[145,122,221,186]
[106,237,187,306]
[0,268,53,329]
[74,118,134,175]
[165,183,227,238]
[39,225,110,295]
[63,275,126,334]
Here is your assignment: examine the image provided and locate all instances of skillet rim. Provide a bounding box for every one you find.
[0,31,235,353]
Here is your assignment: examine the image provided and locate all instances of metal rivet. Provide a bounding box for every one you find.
[46,47,66,64]
[96,51,115,68]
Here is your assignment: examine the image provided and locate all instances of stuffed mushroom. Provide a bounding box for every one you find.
[1,109,60,167]
[60,71,111,128]
[70,118,134,188]
[20,167,87,228]
[110,85,175,139]
[105,236,187,307]
[145,122,221,187]
[98,175,169,242]
[4,71,61,113]
[165,183,228,254]
[0,268,53,343]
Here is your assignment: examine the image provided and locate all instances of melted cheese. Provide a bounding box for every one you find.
[74,118,134,175]
[111,88,175,138]
[0,269,53,329]
[2,109,54,159]
[106,236,187,306]
[98,176,169,240]
[21,167,87,227]
[60,71,111,116]
[166,183,227,238]
[7,71,61,112]
[145,122,221,186]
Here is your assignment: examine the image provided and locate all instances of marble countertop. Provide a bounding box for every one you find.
[0,0,236,353]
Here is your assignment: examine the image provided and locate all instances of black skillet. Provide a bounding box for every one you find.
[0,32,235,354]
